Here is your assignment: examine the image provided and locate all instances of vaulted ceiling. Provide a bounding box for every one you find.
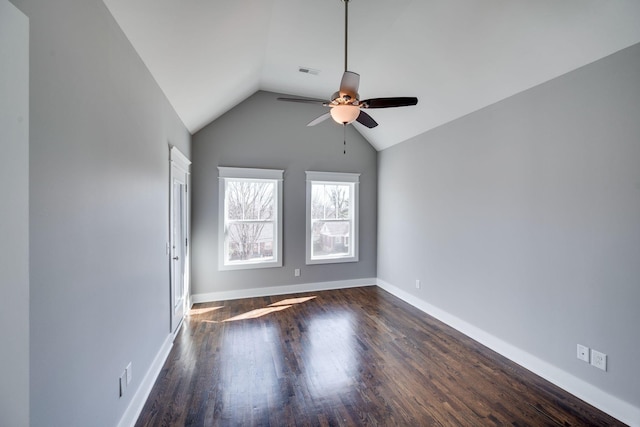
[103,0,640,150]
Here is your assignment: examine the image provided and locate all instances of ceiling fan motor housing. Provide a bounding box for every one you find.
[332,90,360,105]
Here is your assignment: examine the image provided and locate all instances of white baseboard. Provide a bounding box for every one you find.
[191,277,376,303]
[117,333,174,427]
[376,278,640,427]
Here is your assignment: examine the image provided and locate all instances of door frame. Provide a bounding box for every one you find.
[169,146,191,334]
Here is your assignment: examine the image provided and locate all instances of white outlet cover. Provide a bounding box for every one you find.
[126,362,132,385]
[591,349,607,371]
[577,344,589,363]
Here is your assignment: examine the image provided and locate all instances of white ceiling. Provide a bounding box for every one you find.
[103,0,640,151]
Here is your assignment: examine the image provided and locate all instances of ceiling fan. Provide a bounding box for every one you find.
[277,0,418,129]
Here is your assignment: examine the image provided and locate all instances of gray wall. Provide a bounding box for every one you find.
[0,1,29,425]
[9,0,191,426]
[378,43,640,410]
[192,91,377,296]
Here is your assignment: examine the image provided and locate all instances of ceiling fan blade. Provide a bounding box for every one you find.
[339,71,360,97]
[277,97,327,105]
[307,112,332,127]
[355,110,378,128]
[361,97,418,109]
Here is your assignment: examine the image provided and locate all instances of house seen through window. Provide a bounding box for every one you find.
[306,171,359,264]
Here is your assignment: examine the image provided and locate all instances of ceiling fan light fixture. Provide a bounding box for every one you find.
[330,104,360,124]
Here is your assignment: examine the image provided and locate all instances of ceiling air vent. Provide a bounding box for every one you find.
[298,66,320,75]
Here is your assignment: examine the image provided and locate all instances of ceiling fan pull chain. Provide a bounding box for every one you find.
[343,123,347,155]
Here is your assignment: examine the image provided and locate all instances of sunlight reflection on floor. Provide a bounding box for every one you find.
[269,296,317,307]
[223,305,292,322]
[208,295,318,323]
[188,306,224,316]
[305,312,356,398]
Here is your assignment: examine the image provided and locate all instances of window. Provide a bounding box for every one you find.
[306,171,359,264]
[218,167,283,270]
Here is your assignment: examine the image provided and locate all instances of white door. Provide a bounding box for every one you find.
[170,147,191,333]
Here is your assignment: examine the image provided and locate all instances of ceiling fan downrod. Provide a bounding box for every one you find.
[343,0,349,72]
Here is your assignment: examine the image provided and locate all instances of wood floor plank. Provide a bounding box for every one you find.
[136,286,625,426]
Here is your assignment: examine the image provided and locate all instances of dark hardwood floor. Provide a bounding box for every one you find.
[136,286,624,426]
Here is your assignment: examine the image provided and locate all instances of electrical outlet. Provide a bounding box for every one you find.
[415,279,420,289]
[591,349,607,371]
[294,268,300,277]
[577,344,589,363]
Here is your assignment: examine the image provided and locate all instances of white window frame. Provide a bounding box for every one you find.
[306,171,359,265]
[218,167,284,270]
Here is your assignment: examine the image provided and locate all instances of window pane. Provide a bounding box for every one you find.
[311,183,350,220]
[219,167,283,270]
[311,220,351,258]
[227,222,274,262]
[227,180,274,220]
[332,184,350,219]
[311,185,325,219]
[306,171,358,265]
